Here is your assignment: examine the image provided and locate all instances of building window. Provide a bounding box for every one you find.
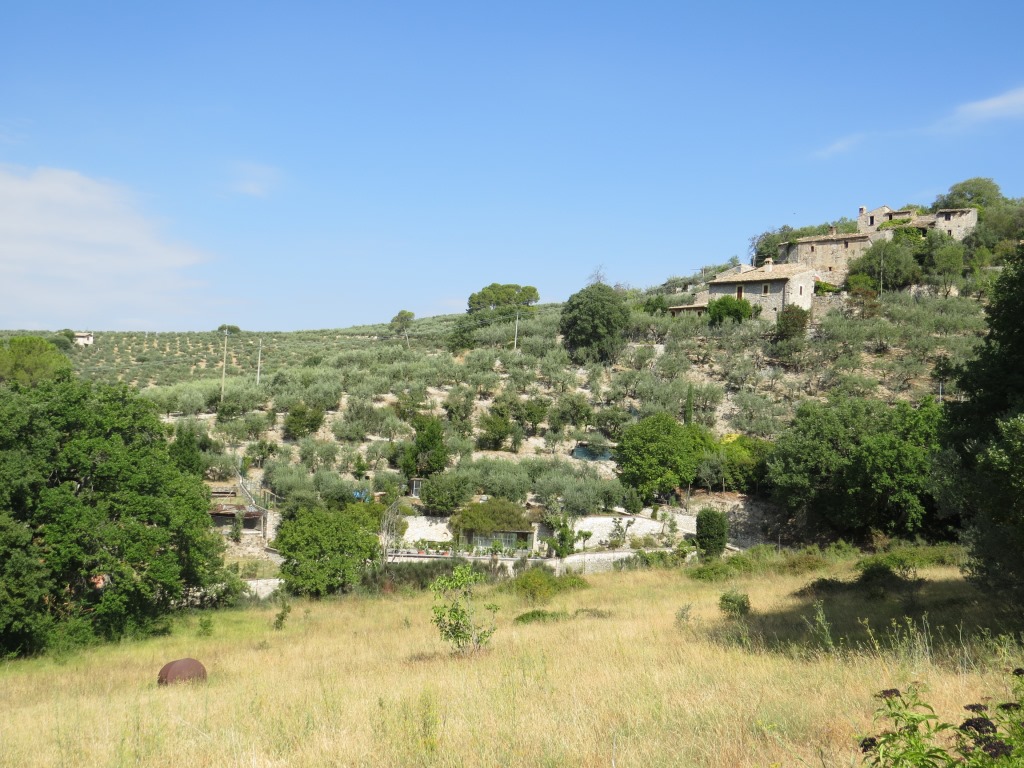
[762,284,769,295]
[799,285,803,296]
[844,240,849,248]
[944,212,951,221]
[869,215,875,226]
[947,229,952,236]
[736,286,743,300]
[887,213,893,221]
[810,245,815,253]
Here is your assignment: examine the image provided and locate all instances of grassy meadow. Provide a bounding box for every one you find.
[2,561,1019,767]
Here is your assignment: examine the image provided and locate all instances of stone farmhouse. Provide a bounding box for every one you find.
[776,205,978,286]
[73,332,94,346]
[669,260,815,319]
[669,203,978,318]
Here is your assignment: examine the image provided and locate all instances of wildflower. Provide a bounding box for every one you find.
[877,688,901,699]
[859,736,878,753]
[959,717,997,735]
[997,702,1022,712]
[964,703,989,713]
[981,739,1012,759]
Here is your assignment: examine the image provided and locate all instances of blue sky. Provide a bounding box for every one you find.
[2,2,1023,331]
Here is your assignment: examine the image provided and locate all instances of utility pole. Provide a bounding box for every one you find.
[256,337,263,386]
[220,329,228,403]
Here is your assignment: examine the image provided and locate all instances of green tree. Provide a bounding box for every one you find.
[276,503,381,596]
[559,283,630,364]
[168,421,204,476]
[283,401,325,440]
[767,397,941,535]
[419,471,473,515]
[932,177,1004,211]
[467,283,539,313]
[389,310,414,346]
[962,414,1024,607]
[450,497,530,538]
[775,305,810,341]
[399,415,449,478]
[0,378,235,656]
[0,337,72,386]
[847,239,922,291]
[707,296,753,326]
[615,413,714,503]
[430,564,497,654]
[948,243,1024,447]
[695,507,729,559]
[946,244,1024,607]
[929,241,965,297]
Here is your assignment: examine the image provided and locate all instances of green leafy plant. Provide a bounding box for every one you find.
[718,589,750,618]
[860,675,1024,766]
[429,564,498,654]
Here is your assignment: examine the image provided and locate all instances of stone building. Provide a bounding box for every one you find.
[857,205,977,241]
[708,259,815,317]
[775,204,978,287]
[776,229,872,286]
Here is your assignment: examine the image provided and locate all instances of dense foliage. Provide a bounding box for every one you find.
[768,397,942,535]
[616,413,714,502]
[275,502,383,596]
[559,282,630,363]
[0,378,234,656]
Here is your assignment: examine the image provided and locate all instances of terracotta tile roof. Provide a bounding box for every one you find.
[710,264,816,284]
[793,232,871,244]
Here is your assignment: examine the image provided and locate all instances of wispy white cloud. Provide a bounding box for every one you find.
[231,162,280,197]
[0,165,209,329]
[813,133,866,159]
[934,86,1024,130]
[813,84,1024,159]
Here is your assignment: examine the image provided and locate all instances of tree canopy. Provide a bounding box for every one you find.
[616,412,714,503]
[0,336,72,386]
[467,283,539,313]
[945,243,1024,607]
[275,503,382,596]
[767,397,941,535]
[0,378,235,656]
[707,296,754,326]
[559,282,630,364]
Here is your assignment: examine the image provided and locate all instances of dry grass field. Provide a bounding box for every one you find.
[1,565,1019,767]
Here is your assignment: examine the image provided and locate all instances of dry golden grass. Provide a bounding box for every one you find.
[0,566,1018,767]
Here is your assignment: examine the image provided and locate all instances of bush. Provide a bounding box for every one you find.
[505,567,589,604]
[695,507,729,558]
[707,296,753,326]
[775,305,810,341]
[718,589,751,618]
[283,401,325,440]
[430,564,498,654]
[419,472,473,515]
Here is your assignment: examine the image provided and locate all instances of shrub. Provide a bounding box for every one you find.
[718,589,751,618]
[283,401,325,440]
[505,567,589,604]
[858,678,1024,766]
[419,472,473,515]
[695,507,729,558]
[707,296,753,326]
[775,305,810,341]
[430,565,498,654]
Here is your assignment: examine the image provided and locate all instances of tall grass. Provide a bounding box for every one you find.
[1,564,1018,767]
